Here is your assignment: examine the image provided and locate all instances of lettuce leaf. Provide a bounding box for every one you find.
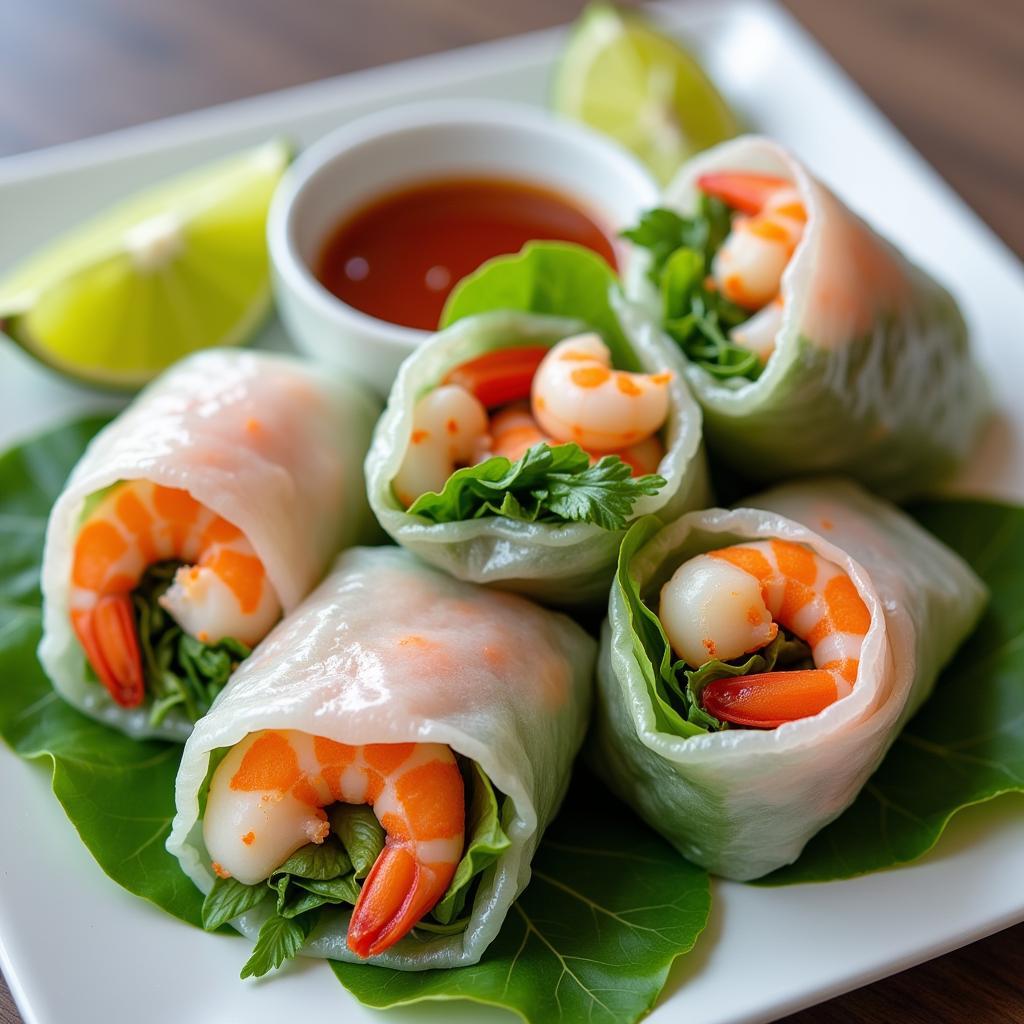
[440,240,641,371]
[407,442,665,532]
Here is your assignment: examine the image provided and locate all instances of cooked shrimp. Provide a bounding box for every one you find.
[699,172,806,313]
[531,334,672,453]
[489,402,551,462]
[393,384,489,507]
[489,402,665,475]
[203,729,465,958]
[659,539,871,728]
[70,481,280,707]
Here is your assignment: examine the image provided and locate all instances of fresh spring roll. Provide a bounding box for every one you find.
[625,135,987,498]
[591,479,986,879]
[38,349,380,742]
[167,546,595,971]
[365,305,708,606]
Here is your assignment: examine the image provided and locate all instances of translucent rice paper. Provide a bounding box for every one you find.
[592,480,986,880]
[365,308,709,607]
[39,349,380,742]
[628,135,988,499]
[168,546,595,970]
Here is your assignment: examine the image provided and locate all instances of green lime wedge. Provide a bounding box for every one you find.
[552,3,740,185]
[0,138,291,390]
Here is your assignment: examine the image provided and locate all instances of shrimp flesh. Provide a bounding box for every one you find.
[489,402,665,475]
[700,172,807,313]
[204,729,465,958]
[71,480,280,707]
[531,334,672,453]
[659,539,870,728]
[393,384,489,507]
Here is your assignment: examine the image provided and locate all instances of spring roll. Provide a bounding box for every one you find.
[38,349,379,742]
[167,546,595,970]
[365,307,708,607]
[592,479,986,879]
[625,135,987,498]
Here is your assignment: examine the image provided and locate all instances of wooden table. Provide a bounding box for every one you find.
[0,2,1021,1022]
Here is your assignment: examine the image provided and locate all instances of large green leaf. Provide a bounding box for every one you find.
[331,767,711,1023]
[0,415,203,926]
[761,499,1024,884]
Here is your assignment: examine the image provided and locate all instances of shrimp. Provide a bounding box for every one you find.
[659,538,871,728]
[70,481,280,707]
[203,729,465,958]
[489,402,665,475]
[531,334,672,453]
[698,172,806,312]
[393,384,489,507]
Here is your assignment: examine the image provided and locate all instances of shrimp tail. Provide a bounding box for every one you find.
[74,594,145,708]
[347,842,450,958]
[700,668,842,729]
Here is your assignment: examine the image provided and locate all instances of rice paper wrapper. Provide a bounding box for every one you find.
[365,307,709,607]
[39,349,381,742]
[167,546,595,969]
[629,135,988,499]
[591,479,986,879]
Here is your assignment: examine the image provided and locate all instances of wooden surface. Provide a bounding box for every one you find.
[0,1,1022,1022]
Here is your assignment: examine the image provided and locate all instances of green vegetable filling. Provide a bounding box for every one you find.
[616,518,812,735]
[406,441,665,532]
[129,561,250,727]
[201,758,512,978]
[622,196,763,381]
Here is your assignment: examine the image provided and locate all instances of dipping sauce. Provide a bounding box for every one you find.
[315,176,618,331]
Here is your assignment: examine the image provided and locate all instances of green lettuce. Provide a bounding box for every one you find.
[440,240,641,371]
[623,200,759,380]
[407,442,665,532]
[130,561,250,726]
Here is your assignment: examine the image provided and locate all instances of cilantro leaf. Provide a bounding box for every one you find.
[406,444,665,531]
[240,912,314,979]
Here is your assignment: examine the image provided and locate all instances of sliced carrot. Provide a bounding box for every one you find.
[443,346,549,408]
[700,669,839,729]
[697,172,790,215]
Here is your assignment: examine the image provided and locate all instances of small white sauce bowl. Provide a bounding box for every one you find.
[268,99,660,394]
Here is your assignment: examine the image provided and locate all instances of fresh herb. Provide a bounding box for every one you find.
[616,517,813,734]
[130,561,250,726]
[406,443,665,532]
[623,198,762,380]
[622,197,732,283]
[240,913,313,980]
[202,875,273,931]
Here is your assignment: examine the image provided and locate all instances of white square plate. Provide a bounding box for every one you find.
[1,3,1022,1023]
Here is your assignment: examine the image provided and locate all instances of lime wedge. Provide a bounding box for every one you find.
[0,139,291,390]
[552,3,740,185]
